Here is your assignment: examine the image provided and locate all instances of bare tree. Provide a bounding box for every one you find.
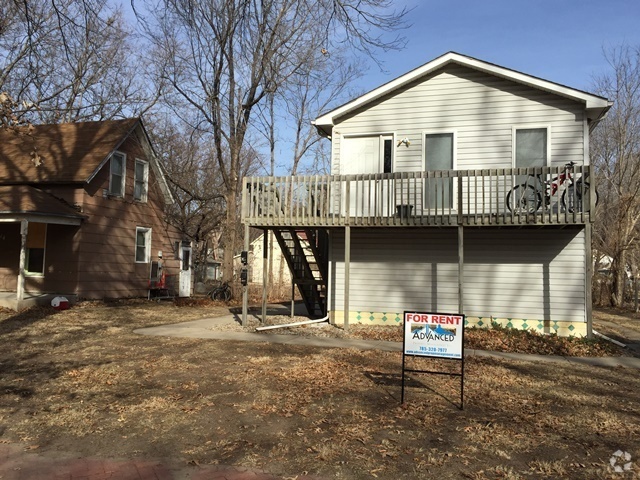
[0,0,153,125]
[257,51,363,177]
[137,0,408,283]
[591,45,640,307]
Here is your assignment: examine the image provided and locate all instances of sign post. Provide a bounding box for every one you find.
[401,311,465,409]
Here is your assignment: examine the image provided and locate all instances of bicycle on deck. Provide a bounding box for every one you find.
[505,161,597,214]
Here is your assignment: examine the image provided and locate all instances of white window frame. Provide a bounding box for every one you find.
[109,151,126,197]
[512,125,551,168]
[422,129,457,211]
[134,158,149,202]
[135,227,151,263]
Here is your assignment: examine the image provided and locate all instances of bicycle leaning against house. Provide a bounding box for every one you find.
[505,161,597,214]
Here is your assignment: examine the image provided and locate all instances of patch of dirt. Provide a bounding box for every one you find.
[1,301,639,480]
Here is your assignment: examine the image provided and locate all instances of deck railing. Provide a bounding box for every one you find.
[242,165,595,227]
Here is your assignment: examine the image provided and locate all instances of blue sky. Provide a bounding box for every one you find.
[359,0,640,94]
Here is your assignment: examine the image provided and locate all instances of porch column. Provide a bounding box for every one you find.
[17,220,28,302]
[585,223,593,339]
[242,224,250,327]
[262,231,268,323]
[344,225,351,330]
[458,225,464,314]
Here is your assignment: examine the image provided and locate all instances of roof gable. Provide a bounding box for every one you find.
[0,118,174,204]
[0,118,139,184]
[314,52,612,136]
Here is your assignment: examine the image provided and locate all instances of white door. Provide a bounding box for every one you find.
[341,136,393,217]
[179,242,192,297]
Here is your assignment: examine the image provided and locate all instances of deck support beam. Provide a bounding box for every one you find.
[262,230,268,323]
[458,225,464,315]
[344,225,351,330]
[585,223,593,339]
[242,223,249,327]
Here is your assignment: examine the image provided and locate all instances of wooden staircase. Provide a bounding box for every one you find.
[273,228,328,318]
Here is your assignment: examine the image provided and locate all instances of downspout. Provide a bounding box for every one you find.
[255,312,331,331]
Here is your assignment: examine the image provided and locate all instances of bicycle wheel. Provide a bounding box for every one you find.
[506,185,542,213]
[222,287,232,302]
[562,181,597,213]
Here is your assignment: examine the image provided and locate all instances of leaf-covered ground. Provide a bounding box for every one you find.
[235,313,629,357]
[0,301,638,479]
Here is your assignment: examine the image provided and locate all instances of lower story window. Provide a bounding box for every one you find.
[26,223,46,275]
[135,227,151,263]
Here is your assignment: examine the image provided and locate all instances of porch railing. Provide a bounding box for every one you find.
[242,165,595,227]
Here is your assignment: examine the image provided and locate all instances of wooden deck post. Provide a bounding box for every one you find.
[262,231,268,323]
[17,220,28,303]
[242,223,249,327]
[344,225,351,330]
[291,281,295,319]
[458,225,464,314]
[585,223,593,339]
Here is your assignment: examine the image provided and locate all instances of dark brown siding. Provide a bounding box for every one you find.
[38,224,81,294]
[0,223,20,291]
[76,135,181,299]
[0,222,80,294]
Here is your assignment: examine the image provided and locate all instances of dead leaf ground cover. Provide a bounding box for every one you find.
[0,300,639,479]
[231,311,629,357]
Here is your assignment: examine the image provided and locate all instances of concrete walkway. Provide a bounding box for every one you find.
[135,314,640,369]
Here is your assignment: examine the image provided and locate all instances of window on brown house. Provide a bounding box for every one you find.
[134,159,149,202]
[109,152,126,197]
[135,227,151,263]
[26,223,46,275]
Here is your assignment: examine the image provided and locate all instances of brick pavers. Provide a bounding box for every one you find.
[0,444,323,480]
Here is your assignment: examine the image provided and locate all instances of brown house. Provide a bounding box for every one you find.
[0,118,188,310]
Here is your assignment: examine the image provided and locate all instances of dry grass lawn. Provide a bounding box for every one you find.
[0,300,638,479]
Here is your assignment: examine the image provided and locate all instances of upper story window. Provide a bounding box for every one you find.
[134,159,149,202]
[135,227,151,263]
[109,151,126,197]
[514,127,548,168]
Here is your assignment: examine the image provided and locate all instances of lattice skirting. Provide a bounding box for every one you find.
[330,311,587,337]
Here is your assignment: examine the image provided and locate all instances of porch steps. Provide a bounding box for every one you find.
[273,228,328,318]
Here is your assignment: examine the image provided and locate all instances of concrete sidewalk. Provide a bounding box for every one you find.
[134,314,640,369]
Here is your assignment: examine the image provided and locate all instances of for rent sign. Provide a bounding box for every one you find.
[403,312,464,359]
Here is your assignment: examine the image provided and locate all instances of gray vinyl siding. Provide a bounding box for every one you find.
[330,227,585,322]
[331,65,585,175]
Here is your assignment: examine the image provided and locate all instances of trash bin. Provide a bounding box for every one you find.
[396,204,414,217]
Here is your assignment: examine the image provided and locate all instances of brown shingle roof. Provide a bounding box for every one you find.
[0,118,139,185]
[0,185,84,219]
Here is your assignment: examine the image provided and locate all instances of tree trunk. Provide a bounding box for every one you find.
[611,250,627,307]
[222,189,239,286]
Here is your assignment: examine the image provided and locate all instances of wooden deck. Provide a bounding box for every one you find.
[242,165,595,228]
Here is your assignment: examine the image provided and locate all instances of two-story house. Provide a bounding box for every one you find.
[0,118,190,310]
[242,52,611,337]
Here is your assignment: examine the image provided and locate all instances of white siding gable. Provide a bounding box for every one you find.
[332,65,585,175]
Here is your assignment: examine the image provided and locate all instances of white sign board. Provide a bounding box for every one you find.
[403,312,464,359]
